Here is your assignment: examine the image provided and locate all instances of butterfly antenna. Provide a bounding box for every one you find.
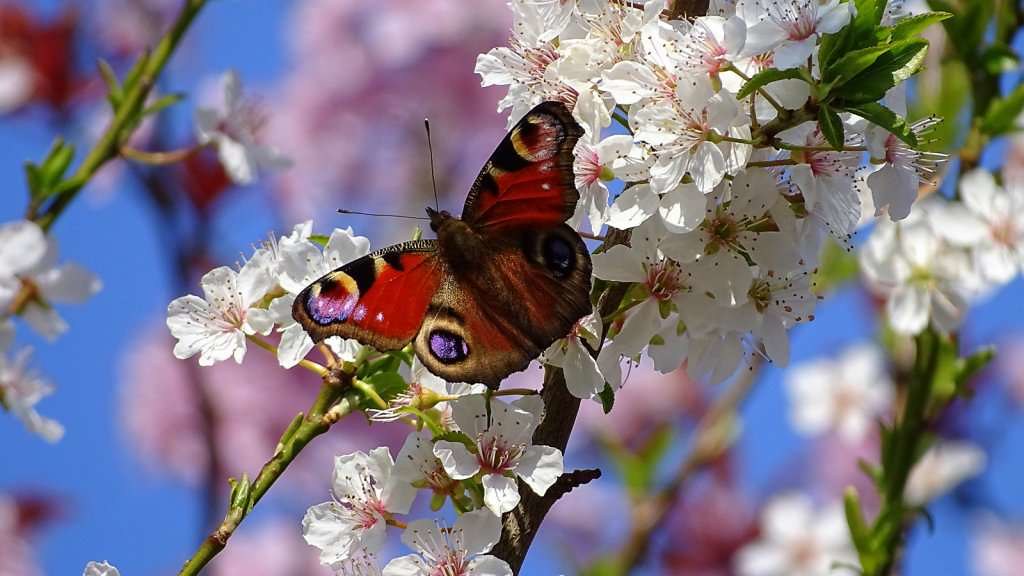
[336,208,428,221]
[424,118,439,211]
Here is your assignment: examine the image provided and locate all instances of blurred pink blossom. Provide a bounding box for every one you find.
[93,0,179,55]
[269,0,513,223]
[0,496,41,576]
[972,515,1024,576]
[809,434,881,512]
[997,337,1024,407]
[576,359,702,450]
[662,480,759,576]
[118,323,406,493]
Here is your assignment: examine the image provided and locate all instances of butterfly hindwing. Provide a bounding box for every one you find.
[413,224,592,388]
[292,240,441,351]
[461,102,583,231]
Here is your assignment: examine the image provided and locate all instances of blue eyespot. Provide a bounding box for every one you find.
[429,330,469,364]
[542,235,574,278]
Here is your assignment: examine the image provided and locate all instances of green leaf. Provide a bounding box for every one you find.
[844,487,871,555]
[954,346,996,395]
[812,240,859,294]
[142,92,185,117]
[606,425,673,496]
[598,382,615,414]
[121,50,151,94]
[434,430,476,451]
[981,84,1024,136]
[827,39,928,103]
[843,102,918,146]
[736,67,805,100]
[818,104,846,150]
[24,162,43,198]
[887,11,952,41]
[362,371,407,404]
[97,58,123,110]
[825,43,894,86]
[980,44,1019,75]
[40,141,75,188]
[308,234,329,247]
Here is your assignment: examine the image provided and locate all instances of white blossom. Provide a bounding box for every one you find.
[83,561,120,576]
[392,429,459,497]
[166,251,275,366]
[195,70,291,184]
[930,169,1024,285]
[905,440,986,506]
[433,394,563,515]
[0,347,63,442]
[383,509,512,576]
[740,0,853,70]
[860,206,973,335]
[0,220,101,341]
[735,493,858,576]
[368,357,486,424]
[785,343,893,443]
[303,448,417,565]
[544,312,607,399]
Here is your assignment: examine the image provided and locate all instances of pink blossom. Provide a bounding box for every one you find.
[118,324,406,491]
[269,0,512,222]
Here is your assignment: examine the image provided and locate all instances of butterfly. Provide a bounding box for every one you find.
[292,102,592,389]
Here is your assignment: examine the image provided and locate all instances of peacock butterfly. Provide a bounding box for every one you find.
[292,102,592,389]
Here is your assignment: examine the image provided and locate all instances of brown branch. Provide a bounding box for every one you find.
[492,230,632,572]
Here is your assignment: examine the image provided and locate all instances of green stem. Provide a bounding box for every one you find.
[178,371,359,576]
[34,0,209,231]
[868,330,941,576]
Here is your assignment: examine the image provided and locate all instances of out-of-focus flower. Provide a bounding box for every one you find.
[383,509,511,576]
[83,561,119,576]
[121,325,406,489]
[735,493,857,576]
[860,204,973,335]
[179,148,233,214]
[0,347,63,443]
[0,496,41,576]
[166,251,275,366]
[195,71,292,185]
[433,394,562,515]
[931,169,1024,286]
[0,5,79,113]
[904,440,986,506]
[662,481,759,575]
[972,515,1024,576]
[577,357,701,450]
[0,220,102,341]
[94,0,178,54]
[302,448,416,565]
[272,0,511,221]
[785,344,893,444]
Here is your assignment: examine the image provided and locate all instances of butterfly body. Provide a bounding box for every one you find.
[293,102,590,388]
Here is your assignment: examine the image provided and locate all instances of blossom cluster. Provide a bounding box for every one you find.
[861,169,1024,335]
[0,219,101,442]
[301,392,562,575]
[474,0,950,390]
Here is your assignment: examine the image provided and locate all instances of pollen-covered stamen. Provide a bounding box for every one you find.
[681,19,729,74]
[576,145,603,187]
[704,212,742,254]
[799,128,858,179]
[748,268,816,324]
[644,258,686,301]
[476,433,525,475]
[766,0,820,41]
[408,521,471,576]
[331,464,389,530]
[880,116,947,183]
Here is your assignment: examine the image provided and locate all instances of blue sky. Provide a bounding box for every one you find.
[2,2,1023,575]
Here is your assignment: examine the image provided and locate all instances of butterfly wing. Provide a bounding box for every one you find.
[292,240,442,351]
[461,101,583,231]
[414,225,592,388]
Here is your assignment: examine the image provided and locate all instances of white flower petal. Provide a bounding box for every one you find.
[432,440,481,480]
[516,445,563,497]
[482,473,521,515]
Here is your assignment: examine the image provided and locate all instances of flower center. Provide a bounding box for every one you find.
[432,550,470,576]
[772,0,819,41]
[477,435,524,475]
[645,259,685,301]
[991,218,1017,248]
[577,147,602,187]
